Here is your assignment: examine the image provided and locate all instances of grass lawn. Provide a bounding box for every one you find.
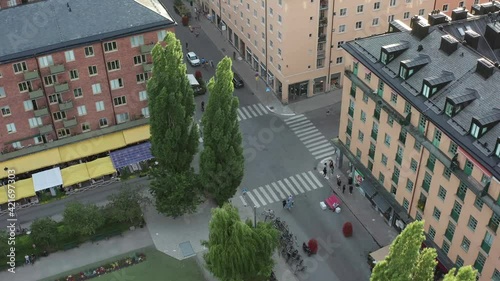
[41,246,205,281]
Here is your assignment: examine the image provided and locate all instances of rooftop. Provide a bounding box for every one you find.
[0,0,175,63]
[342,8,500,180]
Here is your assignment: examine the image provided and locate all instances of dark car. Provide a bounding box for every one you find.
[233,72,244,88]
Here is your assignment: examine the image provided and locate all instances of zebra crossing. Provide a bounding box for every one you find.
[285,114,337,160]
[237,103,269,121]
[239,171,324,208]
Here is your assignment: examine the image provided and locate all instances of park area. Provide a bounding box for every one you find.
[41,247,205,281]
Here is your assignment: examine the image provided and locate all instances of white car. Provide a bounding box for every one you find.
[186,52,201,66]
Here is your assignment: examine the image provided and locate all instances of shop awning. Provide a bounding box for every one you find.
[13,178,36,200]
[86,157,116,179]
[122,125,150,145]
[0,148,62,178]
[0,186,8,205]
[110,142,153,169]
[61,163,91,187]
[372,194,391,213]
[369,245,391,263]
[32,167,63,192]
[58,132,126,162]
[359,180,377,199]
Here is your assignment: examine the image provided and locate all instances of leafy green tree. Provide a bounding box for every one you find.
[30,217,59,250]
[202,204,279,281]
[0,231,8,257]
[147,32,200,216]
[443,266,477,281]
[62,202,104,237]
[200,57,244,205]
[105,187,150,224]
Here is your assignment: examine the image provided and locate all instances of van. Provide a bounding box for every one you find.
[367,244,390,270]
[187,74,205,95]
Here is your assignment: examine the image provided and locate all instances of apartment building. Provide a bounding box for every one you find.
[434,0,490,16]
[0,0,40,9]
[0,0,174,207]
[337,4,500,280]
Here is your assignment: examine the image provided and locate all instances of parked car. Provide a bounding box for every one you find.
[233,72,244,88]
[186,52,201,66]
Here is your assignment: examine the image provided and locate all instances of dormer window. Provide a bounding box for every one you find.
[496,138,500,157]
[444,89,478,117]
[399,55,430,79]
[421,71,454,98]
[470,108,500,139]
[380,41,409,65]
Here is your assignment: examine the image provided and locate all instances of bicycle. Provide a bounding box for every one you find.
[261,209,275,222]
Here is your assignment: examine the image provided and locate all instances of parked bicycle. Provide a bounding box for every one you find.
[261,209,275,222]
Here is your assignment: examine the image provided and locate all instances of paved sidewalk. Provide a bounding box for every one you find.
[316,156,398,248]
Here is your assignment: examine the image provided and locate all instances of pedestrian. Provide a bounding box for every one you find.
[329,160,334,174]
[337,178,341,189]
[342,185,346,194]
[323,166,327,177]
[282,199,286,208]
[30,254,36,265]
[349,185,353,194]
[233,51,236,60]
[185,42,188,50]
[242,187,248,195]
[201,101,205,112]
[209,60,214,68]
[25,255,30,265]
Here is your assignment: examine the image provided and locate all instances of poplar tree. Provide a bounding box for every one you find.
[148,32,200,217]
[443,266,477,281]
[202,204,279,281]
[200,57,244,205]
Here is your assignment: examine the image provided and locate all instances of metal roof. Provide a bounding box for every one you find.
[401,54,431,68]
[476,108,500,126]
[425,71,455,86]
[382,41,410,53]
[448,88,479,105]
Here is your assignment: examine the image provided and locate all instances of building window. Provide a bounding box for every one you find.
[445,221,456,242]
[422,172,432,192]
[415,211,422,221]
[373,2,380,10]
[363,93,369,103]
[136,73,149,83]
[355,21,362,29]
[404,102,411,114]
[110,78,124,90]
[467,216,478,231]
[410,159,418,172]
[107,60,121,71]
[6,123,16,134]
[77,105,87,116]
[104,41,118,52]
[81,122,91,132]
[403,198,409,211]
[442,240,451,254]
[278,48,282,56]
[455,256,464,267]
[278,32,282,40]
[48,93,62,104]
[448,142,458,155]
[339,8,347,16]
[34,136,43,144]
[92,83,102,95]
[23,100,33,111]
[338,25,346,33]
[95,101,105,112]
[0,87,5,98]
[438,186,447,201]
[360,110,366,123]
[433,207,441,221]
[390,92,398,104]
[270,24,273,31]
[384,133,391,147]
[12,62,28,74]
[418,9,425,16]
[157,30,167,41]
[99,118,108,128]
[406,179,414,192]
[474,253,486,273]
[442,4,449,11]
[1,106,11,117]
[488,213,500,232]
[52,111,67,121]
[379,173,385,185]
[278,15,282,23]
[474,196,484,211]
[69,69,79,80]
[88,65,98,76]
[141,107,150,118]
[372,18,379,26]
[134,54,147,65]
[443,168,452,180]
[65,50,75,62]
[130,35,144,47]
[433,129,442,147]
[428,226,436,240]
[113,96,127,106]
[388,15,394,22]
[381,154,388,166]
[336,57,343,64]
[84,46,94,57]
[464,159,474,176]
[426,155,436,171]
[403,12,410,19]
[38,55,54,68]
[116,113,130,124]
[73,88,83,98]
[57,128,71,138]
[356,5,364,13]
[460,236,470,252]
[139,91,148,101]
[337,41,344,48]
[492,269,500,281]
[457,182,467,201]
[269,7,273,15]
[43,75,57,86]
[451,201,462,222]
[392,167,400,184]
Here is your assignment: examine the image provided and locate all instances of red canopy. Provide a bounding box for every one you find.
[325,194,341,209]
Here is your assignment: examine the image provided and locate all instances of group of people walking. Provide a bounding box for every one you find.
[323,160,353,195]
[282,195,294,210]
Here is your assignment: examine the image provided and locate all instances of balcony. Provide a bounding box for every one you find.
[54,83,69,93]
[318,34,326,42]
[143,63,153,72]
[58,101,73,111]
[39,124,53,134]
[49,64,65,75]
[320,1,328,10]
[23,70,39,81]
[34,107,49,117]
[319,17,328,26]
[141,44,154,54]
[63,118,77,128]
[29,89,44,99]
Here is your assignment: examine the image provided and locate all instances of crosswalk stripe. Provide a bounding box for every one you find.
[246,192,260,208]
[303,136,325,145]
[299,132,322,141]
[240,196,248,206]
[274,181,291,197]
[308,171,323,187]
[290,122,313,130]
[295,174,311,192]
[259,186,273,203]
[253,189,268,206]
[301,172,318,190]
[285,114,304,122]
[315,152,337,160]
[265,184,279,201]
[237,108,247,120]
[288,120,311,128]
[257,103,267,113]
[297,129,319,138]
[237,115,241,121]
[241,107,251,119]
[285,178,303,194]
[290,175,308,192]
[311,147,336,156]
[272,182,285,199]
[294,126,316,135]
[308,142,331,151]
[306,139,328,148]
[285,116,307,125]
[247,106,258,117]
[279,180,298,196]
[252,104,264,115]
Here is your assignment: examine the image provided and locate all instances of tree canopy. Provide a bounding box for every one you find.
[30,217,59,250]
[105,187,150,224]
[62,202,104,237]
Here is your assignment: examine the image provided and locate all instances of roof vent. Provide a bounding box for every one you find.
[417,44,424,51]
[484,23,500,49]
[451,8,468,21]
[428,12,448,26]
[440,35,459,55]
[465,30,481,49]
[410,16,430,40]
[476,58,495,79]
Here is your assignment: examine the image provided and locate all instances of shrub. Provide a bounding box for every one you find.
[63,202,105,237]
[195,70,203,80]
[342,222,353,237]
[30,217,59,251]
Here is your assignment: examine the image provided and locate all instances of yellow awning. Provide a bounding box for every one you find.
[0,148,62,178]
[86,157,116,179]
[122,125,151,145]
[11,178,36,201]
[59,132,127,162]
[61,163,91,187]
[0,186,8,205]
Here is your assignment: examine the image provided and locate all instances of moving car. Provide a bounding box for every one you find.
[186,52,201,66]
[187,74,205,95]
[232,72,244,88]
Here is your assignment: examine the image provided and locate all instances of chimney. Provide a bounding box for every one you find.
[410,16,430,40]
[484,23,500,49]
[428,12,447,26]
[451,8,468,21]
[439,35,459,55]
[471,2,499,15]
[465,30,481,49]
[476,58,495,79]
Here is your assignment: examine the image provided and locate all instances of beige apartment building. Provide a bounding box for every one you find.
[337,4,500,280]
[199,0,439,103]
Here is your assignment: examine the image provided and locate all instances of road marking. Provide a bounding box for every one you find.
[246,192,260,208]
[290,123,313,131]
[247,106,258,117]
[294,126,316,135]
[252,189,268,206]
[285,114,304,122]
[279,180,297,196]
[315,151,337,160]
[308,171,324,187]
[259,186,273,203]
[252,104,264,115]
[285,116,307,125]
[241,107,251,119]
[240,196,248,206]
[303,136,326,145]
[284,178,302,194]
[272,182,285,199]
[312,147,336,156]
[298,130,320,140]
[257,103,267,113]
[265,184,279,201]
[289,175,307,192]
[237,115,241,121]
[274,181,291,197]
[237,108,247,120]
[301,172,318,190]
[308,142,332,151]
[288,120,311,128]
[306,139,328,148]
[295,174,311,192]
